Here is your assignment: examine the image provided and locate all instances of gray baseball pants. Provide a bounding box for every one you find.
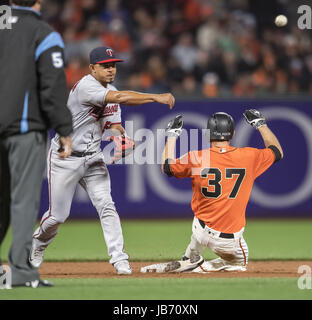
[32,149,129,265]
[0,131,46,285]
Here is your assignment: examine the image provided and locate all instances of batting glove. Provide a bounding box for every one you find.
[106,135,135,164]
[243,109,267,129]
[166,115,184,138]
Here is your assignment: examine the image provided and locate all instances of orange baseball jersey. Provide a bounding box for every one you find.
[166,146,277,233]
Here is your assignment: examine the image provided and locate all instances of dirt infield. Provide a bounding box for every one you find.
[39,261,312,278]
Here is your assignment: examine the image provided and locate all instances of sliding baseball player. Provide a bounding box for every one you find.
[142,110,283,273]
[29,46,175,275]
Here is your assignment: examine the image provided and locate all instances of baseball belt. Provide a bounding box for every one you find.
[198,219,234,239]
[71,151,96,157]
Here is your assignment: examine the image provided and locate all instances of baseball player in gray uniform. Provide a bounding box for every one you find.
[29,46,175,275]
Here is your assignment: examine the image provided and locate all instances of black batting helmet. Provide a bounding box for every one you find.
[207,112,235,141]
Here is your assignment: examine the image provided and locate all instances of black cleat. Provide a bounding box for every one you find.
[13,279,53,288]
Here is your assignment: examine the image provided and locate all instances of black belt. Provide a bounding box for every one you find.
[198,219,234,239]
[71,151,96,157]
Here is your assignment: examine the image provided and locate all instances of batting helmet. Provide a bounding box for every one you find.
[207,112,235,141]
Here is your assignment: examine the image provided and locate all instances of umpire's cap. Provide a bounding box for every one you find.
[207,112,235,141]
[90,46,123,64]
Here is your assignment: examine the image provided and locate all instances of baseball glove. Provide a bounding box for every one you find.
[106,135,135,164]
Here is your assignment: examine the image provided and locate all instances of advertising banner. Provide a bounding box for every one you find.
[39,100,312,219]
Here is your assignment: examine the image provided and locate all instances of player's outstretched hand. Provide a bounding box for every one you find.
[155,93,175,109]
[166,114,183,138]
[58,136,72,158]
[243,109,266,129]
[106,135,135,164]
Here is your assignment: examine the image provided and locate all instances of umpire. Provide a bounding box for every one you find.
[0,0,73,287]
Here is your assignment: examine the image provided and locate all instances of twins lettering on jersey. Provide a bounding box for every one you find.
[88,104,119,120]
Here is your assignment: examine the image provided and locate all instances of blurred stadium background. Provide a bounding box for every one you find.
[4,0,312,97]
[4,0,312,219]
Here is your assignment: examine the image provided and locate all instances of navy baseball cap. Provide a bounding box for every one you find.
[89,46,123,64]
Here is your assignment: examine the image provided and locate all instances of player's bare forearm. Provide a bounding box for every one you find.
[106,91,175,109]
[116,91,155,105]
[161,137,177,173]
[258,125,284,158]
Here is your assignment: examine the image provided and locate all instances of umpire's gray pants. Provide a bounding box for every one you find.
[0,131,46,285]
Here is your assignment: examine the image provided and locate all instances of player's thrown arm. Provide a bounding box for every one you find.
[161,115,184,173]
[243,109,283,160]
[105,91,175,109]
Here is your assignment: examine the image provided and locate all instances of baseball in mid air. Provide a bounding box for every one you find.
[275,15,288,27]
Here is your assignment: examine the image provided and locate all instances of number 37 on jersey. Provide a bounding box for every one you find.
[200,168,246,199]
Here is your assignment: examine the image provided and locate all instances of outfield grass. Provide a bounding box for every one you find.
[1,278,311,300]
[1,218,312,261]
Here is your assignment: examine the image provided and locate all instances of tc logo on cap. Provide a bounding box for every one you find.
[89,46,123,64]
[106,49,113,57]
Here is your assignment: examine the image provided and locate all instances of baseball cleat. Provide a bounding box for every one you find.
[0,269,11,289]
[114,260,132,275]
[164,254,204,273]
[164,261,181,272]
[140,262,171,273]
[140,254,204,273]
[29,243,45,268]
[13,279,53,288]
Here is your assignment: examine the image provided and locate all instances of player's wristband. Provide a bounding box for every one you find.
[163,158,173,177]
[268,145,282,163]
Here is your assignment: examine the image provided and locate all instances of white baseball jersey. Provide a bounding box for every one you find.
[33,74,129,266]
[51,74,121,153]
